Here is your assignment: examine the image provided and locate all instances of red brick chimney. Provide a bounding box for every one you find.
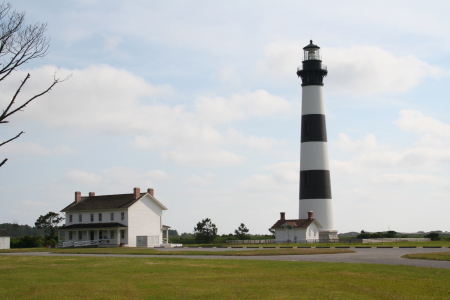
[308,211,314,220]
[75,191,81,203]
[280,212,285,220]
[147,188,154,196]
[89,192,95,197]
[133,187,140,199]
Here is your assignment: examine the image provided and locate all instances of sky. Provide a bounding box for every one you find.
[1,0,450,235]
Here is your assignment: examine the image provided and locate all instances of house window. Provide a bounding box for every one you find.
[121,212,124,221]
[78,214,82,222]
[120,230,125,239]
[69,215,73,223]
[90,214,94,222]
[110,231,114,239]
[99,213,102,221]
[110,213,114,221]
[78,232,82,240]
[69,232,73,240]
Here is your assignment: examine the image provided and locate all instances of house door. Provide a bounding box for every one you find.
[136,236,147,247]
[90,231,94,240]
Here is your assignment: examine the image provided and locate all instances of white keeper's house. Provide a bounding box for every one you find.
[271,211,322,243]
[58,187,173,248]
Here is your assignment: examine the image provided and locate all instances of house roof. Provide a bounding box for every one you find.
[271,218,322,229]
[0,229,11,237]
[60,222,128,230]
[61,192,167,212]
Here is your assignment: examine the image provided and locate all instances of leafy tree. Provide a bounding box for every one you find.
[0,2,67,168]
[424,232,441,241]
[234,223,250,240]
[168,229,179,237]
[35,212,64,239]
[194,218,217,244]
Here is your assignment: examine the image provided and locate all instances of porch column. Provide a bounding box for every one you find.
[117,228,120,245]
[166,228,169,244]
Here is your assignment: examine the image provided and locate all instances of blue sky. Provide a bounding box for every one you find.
[1,0,450,234]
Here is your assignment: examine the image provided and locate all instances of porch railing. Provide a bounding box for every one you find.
[61,239,118,247]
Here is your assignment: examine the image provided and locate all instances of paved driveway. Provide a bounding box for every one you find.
[1,247,449,269]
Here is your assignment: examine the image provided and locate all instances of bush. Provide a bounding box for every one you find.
[11,235,43,248]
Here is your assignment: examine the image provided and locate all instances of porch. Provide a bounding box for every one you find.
[58,222,127,248]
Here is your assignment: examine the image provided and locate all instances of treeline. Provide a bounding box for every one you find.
[170,233,274,244]
[0,223,46,238]
[356,230,405,239]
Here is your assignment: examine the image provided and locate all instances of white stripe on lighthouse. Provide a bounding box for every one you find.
[302,86,325,115]
[300,142,330,170]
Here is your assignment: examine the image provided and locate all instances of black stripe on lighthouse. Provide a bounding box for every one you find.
[299,170,332,199]
[301,114,327,142]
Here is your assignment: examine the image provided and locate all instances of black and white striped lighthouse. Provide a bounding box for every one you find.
[297,40,338,240]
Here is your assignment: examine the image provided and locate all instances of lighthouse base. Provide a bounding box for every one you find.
[319,230,339,242]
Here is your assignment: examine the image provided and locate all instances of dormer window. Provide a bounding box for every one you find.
[69,215,73,223]
[78,214,82,222]
[99,213,102,221]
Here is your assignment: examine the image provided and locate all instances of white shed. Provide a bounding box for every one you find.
[271,212,322,243]
[0,229,11,249]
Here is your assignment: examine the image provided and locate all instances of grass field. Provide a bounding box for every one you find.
[403,252,450,261]
[0,256,449,299]
[0,247,354,256]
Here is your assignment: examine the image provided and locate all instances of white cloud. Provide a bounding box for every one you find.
[1,142,77,156]
[161,149,245,166]
[259,43,446,96]
[195,90,293,124]
[370,173,449,186]
[334,133,380,153]
[65,167,169,191]
[186,174,213,186]
[395,109,450,138]
[225,128,280,151]
[0,65,295,167]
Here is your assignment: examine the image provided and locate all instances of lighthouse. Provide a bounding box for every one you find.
[297,40,338,241]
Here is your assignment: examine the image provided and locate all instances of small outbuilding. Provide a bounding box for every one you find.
[271,211,322,243]
[0,229,11,249]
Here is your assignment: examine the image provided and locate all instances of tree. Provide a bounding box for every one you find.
[0,2,67,168]
[234,223,250,240]
[194,218,217,244]
[34,212,64,239]
[424,232,441,241]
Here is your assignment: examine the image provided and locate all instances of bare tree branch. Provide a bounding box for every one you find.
[0,3,67,169]
[0,130,23,147]
[0,158,7,168]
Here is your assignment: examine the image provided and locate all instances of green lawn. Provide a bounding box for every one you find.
[0,256,449,299]
[403,252,450,261]
[0,247,354,256]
